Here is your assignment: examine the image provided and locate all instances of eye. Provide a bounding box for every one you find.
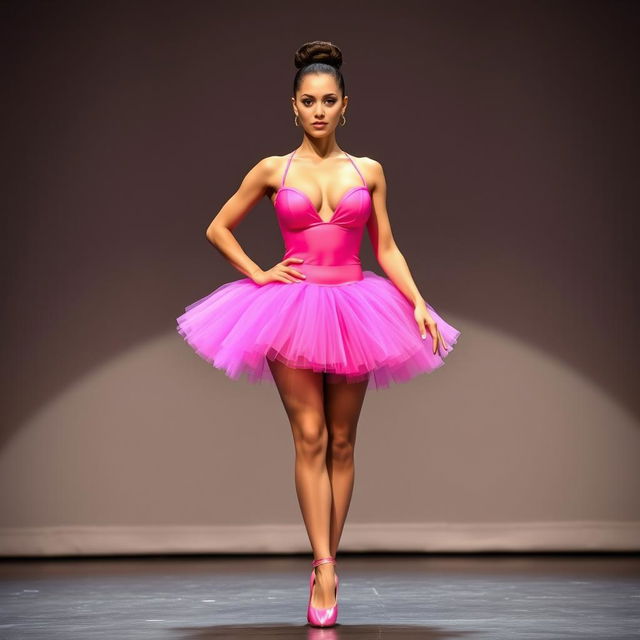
[301,98,337,106]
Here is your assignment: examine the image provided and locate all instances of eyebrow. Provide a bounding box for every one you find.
[300,93,337,98]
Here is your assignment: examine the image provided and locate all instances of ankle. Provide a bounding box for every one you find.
[312,554,336,567]
[315,563,335,572]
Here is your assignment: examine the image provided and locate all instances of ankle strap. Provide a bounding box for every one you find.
[312,556,336,567]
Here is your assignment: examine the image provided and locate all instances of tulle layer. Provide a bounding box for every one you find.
[176,270,461,390]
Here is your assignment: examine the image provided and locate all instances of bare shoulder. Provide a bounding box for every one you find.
[251,154,284,175]
[356,155,383,171]
[351,155,384,187]
[259,153,295,174]
[241,154,289,192]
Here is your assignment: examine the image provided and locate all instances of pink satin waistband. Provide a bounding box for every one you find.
[295,263,364,285]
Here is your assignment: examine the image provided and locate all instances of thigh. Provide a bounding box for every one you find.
[267,357,326,439]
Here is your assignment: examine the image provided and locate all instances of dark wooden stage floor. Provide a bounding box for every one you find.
[1,553,639,639]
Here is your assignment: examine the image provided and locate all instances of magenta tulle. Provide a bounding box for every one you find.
[176,270,461,390]
[177,149,461,389]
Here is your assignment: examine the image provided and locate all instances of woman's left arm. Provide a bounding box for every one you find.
[364,158,448,354]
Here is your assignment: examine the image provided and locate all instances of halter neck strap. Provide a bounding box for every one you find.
[281,149,297,188]
[344,152,367,187]
[281,149,367,188]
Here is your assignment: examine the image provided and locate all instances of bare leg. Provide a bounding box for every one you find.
[267,357,336,608]
[323,373,369,558]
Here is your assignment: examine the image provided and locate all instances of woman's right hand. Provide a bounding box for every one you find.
[251,257,306,285]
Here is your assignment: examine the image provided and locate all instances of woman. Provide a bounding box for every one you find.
[176,40,461,627]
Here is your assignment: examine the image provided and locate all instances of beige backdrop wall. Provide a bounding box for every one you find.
[1,1,638,556]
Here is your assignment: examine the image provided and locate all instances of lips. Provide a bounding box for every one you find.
[312,122,327,127]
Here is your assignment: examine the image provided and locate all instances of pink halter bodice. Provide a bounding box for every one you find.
[273,149,372,285]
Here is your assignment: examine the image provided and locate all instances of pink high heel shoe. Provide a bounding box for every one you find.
[307,555,339,627]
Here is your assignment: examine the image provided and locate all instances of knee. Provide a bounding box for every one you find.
[292,414,327,459]
[328,432,355,464]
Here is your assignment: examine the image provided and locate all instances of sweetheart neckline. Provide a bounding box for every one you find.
[274,185,371,225]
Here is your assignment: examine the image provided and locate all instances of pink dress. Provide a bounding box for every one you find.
[176,149,461,390]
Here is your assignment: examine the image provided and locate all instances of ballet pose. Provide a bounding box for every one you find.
[176,40,461,627]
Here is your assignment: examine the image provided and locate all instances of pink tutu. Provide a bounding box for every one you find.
[178,149,461,389]
[176,270,461,390]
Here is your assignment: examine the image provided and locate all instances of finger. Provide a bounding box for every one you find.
[286,268,307,280]
[275,267,299,282]
[422,319,435,342]
[435,329,444,356]
[419,319,427,339]
[428,322,439,354]
[439,328,449,352]
[277,272,298,283]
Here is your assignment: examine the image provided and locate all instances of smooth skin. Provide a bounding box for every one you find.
[205,71,449,609]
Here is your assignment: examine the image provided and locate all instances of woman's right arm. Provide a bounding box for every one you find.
[205,156,305,284]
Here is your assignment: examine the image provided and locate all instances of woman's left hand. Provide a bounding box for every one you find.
[414,300,449,356]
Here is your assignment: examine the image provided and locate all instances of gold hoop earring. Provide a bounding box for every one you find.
[340,113,346,126]
[294,115,299,127]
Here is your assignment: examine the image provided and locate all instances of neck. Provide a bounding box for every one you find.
[297,135,342,159]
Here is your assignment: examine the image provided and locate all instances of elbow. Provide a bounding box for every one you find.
[205,228,216,246]
[205,224,223,246]
[376,242,400,261]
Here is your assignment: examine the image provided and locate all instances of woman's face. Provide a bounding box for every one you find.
[292,73,347,137]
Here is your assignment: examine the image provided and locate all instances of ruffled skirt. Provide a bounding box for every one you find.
[176,270,461,390]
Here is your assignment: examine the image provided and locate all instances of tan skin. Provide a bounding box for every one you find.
[206,72,449,609]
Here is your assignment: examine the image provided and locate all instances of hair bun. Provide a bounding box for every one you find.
[294,40,343,70]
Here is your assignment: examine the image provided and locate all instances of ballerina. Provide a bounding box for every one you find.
[176,39,461,627]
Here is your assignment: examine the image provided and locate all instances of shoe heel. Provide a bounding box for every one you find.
[306,555,339,627]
